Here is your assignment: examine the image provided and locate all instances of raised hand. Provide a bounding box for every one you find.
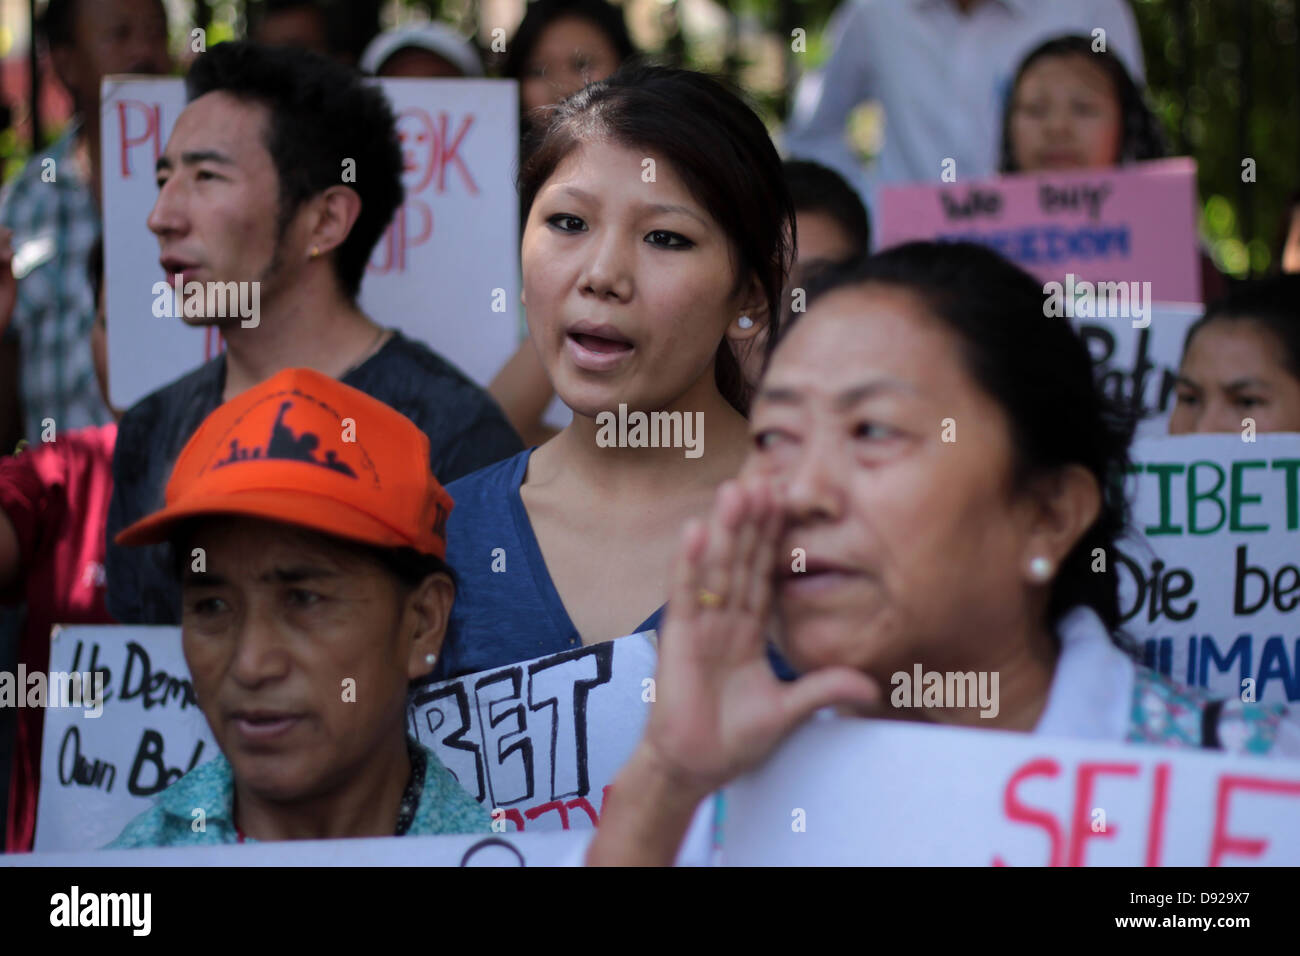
[588,478,880,865]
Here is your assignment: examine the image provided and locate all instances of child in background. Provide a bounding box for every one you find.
[1168,274,1300,435]
[0,237,117,852]
[1000,34,1165,174]
[999,34,1225,303]
[503,0,636,141]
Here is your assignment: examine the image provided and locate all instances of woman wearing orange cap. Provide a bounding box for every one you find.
[107,368,489,846]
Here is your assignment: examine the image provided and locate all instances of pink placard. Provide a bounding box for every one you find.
[876,158,1203,305]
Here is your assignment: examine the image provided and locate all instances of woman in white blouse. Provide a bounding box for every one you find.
[587,242,1299,865]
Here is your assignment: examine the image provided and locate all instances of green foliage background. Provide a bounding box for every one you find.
[6,0,1295,276]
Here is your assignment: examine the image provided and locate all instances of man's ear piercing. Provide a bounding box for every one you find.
[424,653,437,667]
[310,245,320,258]
[738,315,754,329]
[1028,556,1053,582]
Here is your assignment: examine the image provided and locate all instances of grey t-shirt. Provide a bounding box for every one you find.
[105,330,522,624]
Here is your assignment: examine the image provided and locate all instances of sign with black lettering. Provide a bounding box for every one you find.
[35,627,214,851]
[35,628,656,850]
[1117,434,1300,704]
[876,158,1202,304]
[409,635,657,831]
[1077,304,1199,439]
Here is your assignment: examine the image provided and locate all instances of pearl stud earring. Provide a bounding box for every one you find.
[424,653,437,666]
[1028,556,1053,582]
[737,315,754,329]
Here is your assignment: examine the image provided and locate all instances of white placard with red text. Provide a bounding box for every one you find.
[721,717,1300,865]
[101,75,519,409]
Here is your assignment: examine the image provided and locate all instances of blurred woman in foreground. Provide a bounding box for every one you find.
[587,242,1299,865]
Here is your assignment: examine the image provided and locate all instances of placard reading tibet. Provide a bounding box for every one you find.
[722,718,1300,865]
[1117,434,1300,704]
[876,158,1202,305]
[36,627,655,850]
[101,75,520,409]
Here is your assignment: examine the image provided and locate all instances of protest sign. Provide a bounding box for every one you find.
[1117,434,1300,705]
[876,158,1202,305]
[1080,304,1199,440]
[35,626,655,849]
[409,632,656,831]
[721,717,1300,865]
[8,830,585,868]
[35,626,215,852]
[101,76,520,409]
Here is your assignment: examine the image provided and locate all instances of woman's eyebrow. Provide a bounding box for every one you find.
[758,379,917,409]
[1224,377,1272,392]
[638,202,709,225]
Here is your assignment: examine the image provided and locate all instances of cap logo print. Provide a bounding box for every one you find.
[213,399,357,477]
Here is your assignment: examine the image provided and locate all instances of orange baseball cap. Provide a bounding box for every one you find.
[116,367,454,559]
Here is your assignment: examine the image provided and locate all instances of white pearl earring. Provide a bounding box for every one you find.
[1028,556,1053,582]
[737,315,754,329]
[424,653,437,666]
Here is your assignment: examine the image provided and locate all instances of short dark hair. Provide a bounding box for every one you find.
[503,0,636,84]
[1182,274,1300,383]
[783,159,870,257]
[784,241,1135,635]
[1000,34,1167,173]
[185,41,403,299]
[519,64,796,415]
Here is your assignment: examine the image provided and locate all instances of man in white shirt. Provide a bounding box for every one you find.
[783,0,1146,207]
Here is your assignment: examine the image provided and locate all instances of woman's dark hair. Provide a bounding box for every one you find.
[784,159,871,256]
[503,0,636,85]
[1181,274,1300,382]
[186,41,404,300]
[519,64,796,415]
[999,34,1167,173]
[780,241,1136,636]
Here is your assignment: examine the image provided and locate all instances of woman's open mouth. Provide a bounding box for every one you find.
[565,324,635,371]
[229,711,304,742]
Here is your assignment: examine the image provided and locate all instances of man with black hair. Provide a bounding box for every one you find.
[0,0,170,448]
[105,41,522,627]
